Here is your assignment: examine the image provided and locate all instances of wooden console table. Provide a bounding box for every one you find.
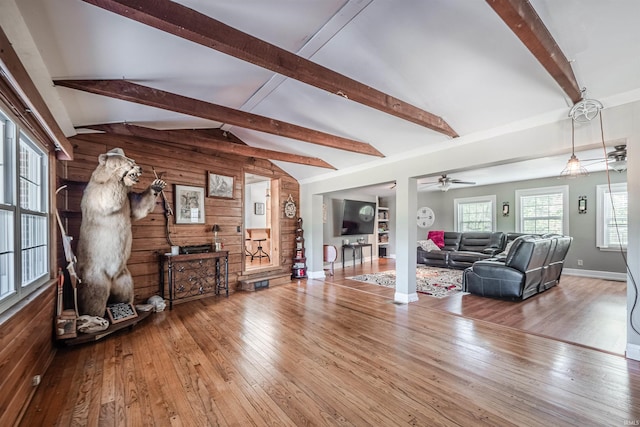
[342,243,373,268]
[160,251,229,309]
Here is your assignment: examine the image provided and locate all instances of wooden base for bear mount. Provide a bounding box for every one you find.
[62,310,152,346]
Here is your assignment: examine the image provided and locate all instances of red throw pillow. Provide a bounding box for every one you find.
[427,230,445,248]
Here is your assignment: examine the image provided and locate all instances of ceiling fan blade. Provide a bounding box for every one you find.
[450,180,476,185]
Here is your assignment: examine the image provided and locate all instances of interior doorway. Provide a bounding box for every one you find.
[244,173,280,272]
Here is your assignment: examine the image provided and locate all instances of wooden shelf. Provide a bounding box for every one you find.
[62,310,153,346]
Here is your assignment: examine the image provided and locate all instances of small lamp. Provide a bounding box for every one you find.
[502,202,510,217]
[212,224,221,250]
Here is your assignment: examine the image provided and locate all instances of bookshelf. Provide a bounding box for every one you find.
[377,206,389,258]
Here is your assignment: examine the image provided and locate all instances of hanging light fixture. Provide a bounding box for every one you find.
[560,97,603,178]
[559,119,589,178]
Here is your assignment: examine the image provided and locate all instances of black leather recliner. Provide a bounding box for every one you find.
[540,235,573,290]
[462,234,571,300]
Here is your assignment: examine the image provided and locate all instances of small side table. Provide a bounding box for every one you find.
[342,243,373,268]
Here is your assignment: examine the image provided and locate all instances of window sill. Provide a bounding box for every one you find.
[597,246,627,252]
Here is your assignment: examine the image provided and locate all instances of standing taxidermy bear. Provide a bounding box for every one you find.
[77,148,166,317]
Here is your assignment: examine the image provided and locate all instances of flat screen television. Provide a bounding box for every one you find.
[340,199,376,235]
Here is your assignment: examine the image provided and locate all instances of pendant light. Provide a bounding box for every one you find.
[560,97,603,178]
[559,119,589,178]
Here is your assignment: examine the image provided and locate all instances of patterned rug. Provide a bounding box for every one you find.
[348,266,464,298]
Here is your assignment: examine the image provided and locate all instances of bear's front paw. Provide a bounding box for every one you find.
[151,179,166,195]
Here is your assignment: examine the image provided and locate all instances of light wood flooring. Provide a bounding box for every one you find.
[21,259,639,426]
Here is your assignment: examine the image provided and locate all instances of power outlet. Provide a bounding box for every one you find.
[32,375,41,387]
[577,259,583,266]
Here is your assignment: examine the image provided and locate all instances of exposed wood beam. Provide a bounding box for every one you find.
[81,123,336,170]
[486,0,582,104]
[80,0,458,138]
[54,79,384,158]
[0,26,73,159]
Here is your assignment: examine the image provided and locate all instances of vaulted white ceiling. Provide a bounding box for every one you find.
[3,0,639,190]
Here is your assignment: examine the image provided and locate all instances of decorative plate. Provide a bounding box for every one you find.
[284,194,297,218]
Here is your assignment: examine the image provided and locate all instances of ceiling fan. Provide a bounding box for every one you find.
[583,143,627,173]
[422,174,476,192]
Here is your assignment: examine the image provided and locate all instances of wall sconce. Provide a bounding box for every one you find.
[578,196,587,214]
[502,202,510,217]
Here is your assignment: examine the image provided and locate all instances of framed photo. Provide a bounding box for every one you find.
[175,184,205,224]
[207,172,234,199]
[254,202,265,215]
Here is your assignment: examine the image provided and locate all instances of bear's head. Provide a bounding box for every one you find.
[97,148,142,187]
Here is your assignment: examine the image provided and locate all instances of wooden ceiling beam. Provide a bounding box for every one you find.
[80,0,458,138]
[486,0,582,104]
[81,123,336,169]
[54,79,383,157]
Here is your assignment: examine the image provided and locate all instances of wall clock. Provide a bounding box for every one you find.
[284,194,297,218]
[417,206,435,228]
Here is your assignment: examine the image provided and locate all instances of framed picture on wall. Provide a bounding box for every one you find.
[207,172,234,199]
[255,202,265,215]
[175,185,205,224]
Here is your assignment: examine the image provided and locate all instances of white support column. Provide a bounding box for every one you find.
[394,177,418,303]
[626,102,640,361]
[306,194,326,279]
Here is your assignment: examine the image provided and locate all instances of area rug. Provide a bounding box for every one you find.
[347,266,464,298]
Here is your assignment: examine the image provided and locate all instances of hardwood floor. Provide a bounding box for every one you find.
[22,260,639,426]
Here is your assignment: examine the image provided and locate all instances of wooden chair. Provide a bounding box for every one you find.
[323,244,337,276]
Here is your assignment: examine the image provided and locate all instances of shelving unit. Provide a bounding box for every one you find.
[292,217,307,279]
[377,206,389,258]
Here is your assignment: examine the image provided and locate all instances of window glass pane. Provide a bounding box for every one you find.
[21,213,47,285]
[520,192,564,234]
[19,134,48,287]
[0,210,15,300]
[19,137,44,212]
[0,112,13,204]
[604,190,628,247]
[459,201,492,231]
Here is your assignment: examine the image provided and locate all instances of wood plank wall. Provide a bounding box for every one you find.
[57,132,300,303]
[0,148,59,427]
[0,285,57,426]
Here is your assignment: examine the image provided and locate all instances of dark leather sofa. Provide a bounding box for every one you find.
[462,234,572,300]
[418,231,506,270]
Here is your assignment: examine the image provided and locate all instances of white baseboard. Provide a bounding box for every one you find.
[626,343,640,361]
[563,268,627,282]
[394,292,419,304]
[307,270,326,279]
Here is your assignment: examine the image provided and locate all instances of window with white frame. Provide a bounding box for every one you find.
[596,183,627,250]
[0,106,49,314]
[515,185,568,235]
[454,195,496,232]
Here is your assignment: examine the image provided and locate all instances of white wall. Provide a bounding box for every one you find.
[244,181,268,229]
